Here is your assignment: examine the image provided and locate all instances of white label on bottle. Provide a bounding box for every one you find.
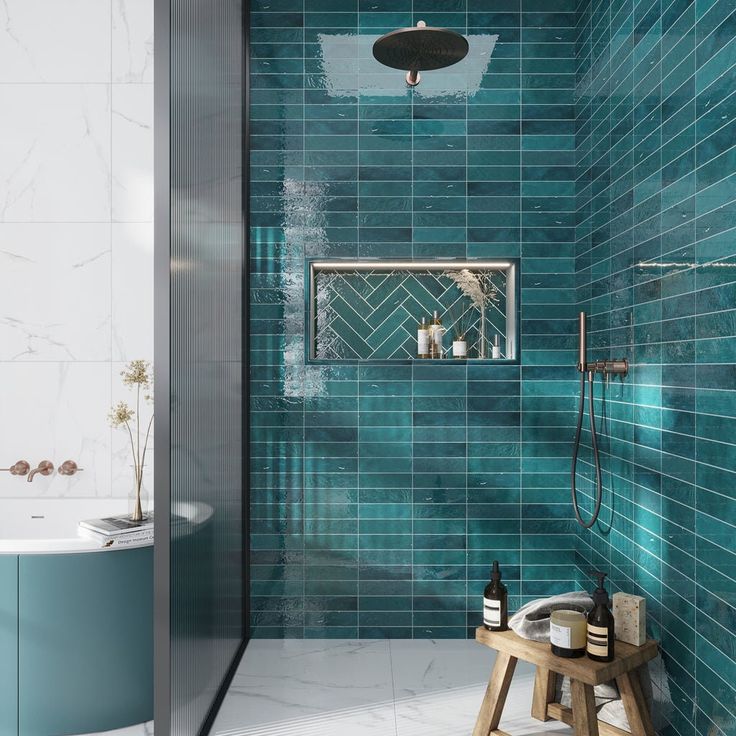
[483,597,501,626]
[418,329,429,354]
[453,340,467,357]
[550,622,571,649]
[587,624,609,656]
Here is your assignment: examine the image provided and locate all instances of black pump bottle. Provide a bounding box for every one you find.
[586,571,614,662]
[483,561,508,631]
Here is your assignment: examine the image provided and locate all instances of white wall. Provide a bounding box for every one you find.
[0,0,154,499]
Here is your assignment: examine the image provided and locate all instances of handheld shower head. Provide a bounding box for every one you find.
[578,311,587,373]
[571,310,628,529]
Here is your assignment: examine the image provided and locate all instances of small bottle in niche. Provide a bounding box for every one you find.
[491,333,501,359]
[430,310,444,358]
[417,317,430,359]
[483,560,508,631]
[587,571,615,662]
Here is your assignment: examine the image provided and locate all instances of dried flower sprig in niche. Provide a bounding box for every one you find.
[109,360,154,522]
[444,270,499,357]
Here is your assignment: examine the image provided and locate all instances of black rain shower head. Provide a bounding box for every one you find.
[372,21,469,87]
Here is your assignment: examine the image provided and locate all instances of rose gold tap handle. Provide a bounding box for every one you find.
[59,460,83,476]
[1,460,31,476]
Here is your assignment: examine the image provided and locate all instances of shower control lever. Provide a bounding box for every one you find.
[1,460,31,476]
[576,313,628,377]
[586,358,628,377]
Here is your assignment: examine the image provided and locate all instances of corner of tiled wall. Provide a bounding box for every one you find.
[574,1,736,734]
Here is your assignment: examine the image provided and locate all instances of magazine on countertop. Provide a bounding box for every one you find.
[78,513,154,536]
[78,512,187,538]
[78,526,154,544]
[78,526,154,548]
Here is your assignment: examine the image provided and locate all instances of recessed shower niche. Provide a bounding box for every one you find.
[308,260,518,363]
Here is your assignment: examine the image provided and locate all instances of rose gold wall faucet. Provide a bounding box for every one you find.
[28,460,54,482]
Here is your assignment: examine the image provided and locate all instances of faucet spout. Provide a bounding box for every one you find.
[28,460,54,482]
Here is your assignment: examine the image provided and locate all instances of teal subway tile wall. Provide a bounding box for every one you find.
[574,1,736,735]
[250,0,579,638]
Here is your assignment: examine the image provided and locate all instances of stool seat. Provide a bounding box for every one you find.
[472,626,658,736]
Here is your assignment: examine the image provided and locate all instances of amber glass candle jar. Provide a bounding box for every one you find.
[550,609,587,658]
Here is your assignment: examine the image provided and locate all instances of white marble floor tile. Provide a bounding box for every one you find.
[213,640,574,736]
[389,639,501,698]
[393,669,571,736]
[213,640,396,736]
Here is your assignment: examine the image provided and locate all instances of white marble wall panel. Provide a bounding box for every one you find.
[112,0,154,83]
[0,224,111,360]
[0,0,111,83]
[0,85,111,222]
[112,84,154,222]
[112,222,153,360]
[0,363,112,497]
[0,1,153,500]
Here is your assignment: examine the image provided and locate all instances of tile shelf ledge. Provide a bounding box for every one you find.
[307,358,518,366]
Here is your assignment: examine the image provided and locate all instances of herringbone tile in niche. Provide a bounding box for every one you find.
[313,268,507,361]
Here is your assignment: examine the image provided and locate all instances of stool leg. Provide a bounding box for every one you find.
[616,669,655,736]
[472,651,517,736]
[570,679,598,736]
[531,667,556,721]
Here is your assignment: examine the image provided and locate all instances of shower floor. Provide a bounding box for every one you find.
[211,639,574,736]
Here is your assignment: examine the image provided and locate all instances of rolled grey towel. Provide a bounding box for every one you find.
[508,591,593,642]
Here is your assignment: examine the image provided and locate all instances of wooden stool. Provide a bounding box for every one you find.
[472,627,658,736]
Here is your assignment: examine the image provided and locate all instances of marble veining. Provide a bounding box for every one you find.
[112,0,154,83]
[212,639,572,736]
[0,0,111,83]
[0,85,111,223]
[0,0,153,500]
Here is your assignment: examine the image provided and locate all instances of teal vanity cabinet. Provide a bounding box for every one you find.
[0,556,18,736]
[17,546,153,736]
